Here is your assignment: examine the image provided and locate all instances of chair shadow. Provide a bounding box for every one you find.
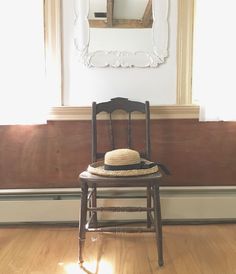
[80,264,94,274]
[79,234,105,274]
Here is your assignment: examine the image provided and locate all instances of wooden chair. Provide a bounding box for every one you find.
[78,97,164,266]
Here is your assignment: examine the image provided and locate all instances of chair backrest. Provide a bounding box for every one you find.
[92,97,151,162]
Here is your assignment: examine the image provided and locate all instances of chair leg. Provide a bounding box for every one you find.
[91,187,98,227]
[147,186,152,228]
[153,184,164,267]
[79,182,88,264]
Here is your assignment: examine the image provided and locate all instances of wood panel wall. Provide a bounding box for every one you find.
[0,119,236,189]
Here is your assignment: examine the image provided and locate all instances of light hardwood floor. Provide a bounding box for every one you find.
[0,224,236,274]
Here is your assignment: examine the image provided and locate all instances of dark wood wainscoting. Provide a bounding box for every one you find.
[0,119,236,189]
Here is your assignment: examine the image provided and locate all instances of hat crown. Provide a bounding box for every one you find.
[87,148,159,177]
[105,149,140,166]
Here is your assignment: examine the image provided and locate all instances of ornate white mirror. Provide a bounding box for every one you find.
[74,0,169,68]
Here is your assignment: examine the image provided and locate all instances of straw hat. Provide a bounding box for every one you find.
[87,148,158,177]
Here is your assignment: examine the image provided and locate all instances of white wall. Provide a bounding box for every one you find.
[0,0,47,125]
[62,0,177,106]
[192,0,236,121]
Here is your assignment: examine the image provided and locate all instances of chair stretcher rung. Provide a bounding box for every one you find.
[87,226,155,233]
[87,206,154,212]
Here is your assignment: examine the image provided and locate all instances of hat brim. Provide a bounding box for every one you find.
[87,159,159,177]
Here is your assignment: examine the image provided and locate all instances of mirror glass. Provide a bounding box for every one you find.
[88,0,153,28]
[74,0,169,68]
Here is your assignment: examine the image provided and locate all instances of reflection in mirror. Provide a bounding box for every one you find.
[74,0,169,68]
[89,0,153,28]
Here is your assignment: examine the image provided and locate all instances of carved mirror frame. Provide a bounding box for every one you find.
[74,0,169,68]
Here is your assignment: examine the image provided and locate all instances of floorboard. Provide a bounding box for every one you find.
[0,224,236,273]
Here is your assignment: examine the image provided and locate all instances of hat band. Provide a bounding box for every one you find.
[104,161,157,171]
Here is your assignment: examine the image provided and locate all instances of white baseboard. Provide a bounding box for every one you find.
[1,187,236,223]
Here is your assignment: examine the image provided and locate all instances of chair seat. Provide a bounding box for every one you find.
[79,171,162,188]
